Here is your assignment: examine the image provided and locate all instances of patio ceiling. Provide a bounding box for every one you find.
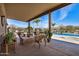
[0,3,70,22]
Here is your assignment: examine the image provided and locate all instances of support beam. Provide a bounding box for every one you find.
[48,11,52,42]
[49,11,51,34]
[27,21,30,37]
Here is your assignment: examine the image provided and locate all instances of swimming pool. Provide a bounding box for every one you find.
[54,33,79,37]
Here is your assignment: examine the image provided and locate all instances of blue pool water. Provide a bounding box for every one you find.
[54,33,79,37]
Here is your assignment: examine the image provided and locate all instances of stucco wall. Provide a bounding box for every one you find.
[0,16,6,44]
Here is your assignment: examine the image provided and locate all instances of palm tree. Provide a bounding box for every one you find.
[33,18,41,28]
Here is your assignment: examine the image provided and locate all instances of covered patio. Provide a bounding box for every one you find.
[0,3,79,56]
[9,39,79,56]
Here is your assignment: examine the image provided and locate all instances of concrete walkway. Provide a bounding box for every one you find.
[9,39,79,56]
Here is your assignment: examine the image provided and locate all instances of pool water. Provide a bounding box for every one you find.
[54,33,79,37]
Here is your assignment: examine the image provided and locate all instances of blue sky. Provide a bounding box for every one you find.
[51,3,79,26]
[7,19,28,28]
[7,3,79,28]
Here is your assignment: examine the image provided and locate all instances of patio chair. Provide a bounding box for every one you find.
[33,34,47,48]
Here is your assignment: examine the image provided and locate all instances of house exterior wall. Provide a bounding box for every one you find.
[0,17,6,35]
[0,16,6,52]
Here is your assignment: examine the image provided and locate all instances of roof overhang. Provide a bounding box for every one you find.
[0,3,71,22]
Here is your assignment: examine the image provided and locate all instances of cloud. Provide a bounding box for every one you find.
[59,4,75,20]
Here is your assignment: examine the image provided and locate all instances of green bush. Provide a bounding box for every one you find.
[6,32,14,44]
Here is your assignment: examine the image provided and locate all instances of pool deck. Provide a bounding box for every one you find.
[8,38,79,56]
[52,35,79,44]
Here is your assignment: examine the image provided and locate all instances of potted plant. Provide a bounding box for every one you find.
[46,30,52,42]
[6,32,14,45]
[5,31,14,53]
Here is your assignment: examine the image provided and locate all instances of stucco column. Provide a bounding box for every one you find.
[27,21,30,37]
[48,11,52,42]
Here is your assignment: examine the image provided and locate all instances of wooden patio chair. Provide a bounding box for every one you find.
[33,34,47,48]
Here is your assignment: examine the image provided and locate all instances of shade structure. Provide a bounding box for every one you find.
[0,3,70,21]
